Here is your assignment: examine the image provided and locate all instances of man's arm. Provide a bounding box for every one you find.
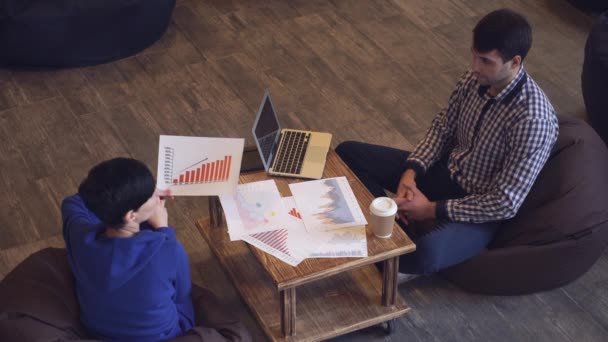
[395,74,470,223]
[404,72,470,176]
[437,117,557,223]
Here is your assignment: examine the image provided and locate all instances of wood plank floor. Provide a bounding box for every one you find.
[1,0,606,340]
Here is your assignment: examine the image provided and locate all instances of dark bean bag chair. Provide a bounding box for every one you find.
[441,116,608,295]
[568,0,608,12]
[0,247,251,341]
[0,0,33,18]
[582,11,608,147]
[0,0,176,67]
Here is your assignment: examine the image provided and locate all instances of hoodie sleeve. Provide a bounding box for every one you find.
[404,72,469,176]
[61,194,102,250]
[173,233,195,329]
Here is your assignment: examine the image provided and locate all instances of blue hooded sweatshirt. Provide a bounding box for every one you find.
[62,195,195,341]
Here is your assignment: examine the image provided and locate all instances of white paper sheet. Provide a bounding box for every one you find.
[241,197,367,266]
[307,226,368,258]
[241,229,304,267]
[157,135,244,196]
[289,177,367,232]
[219,180,289,240]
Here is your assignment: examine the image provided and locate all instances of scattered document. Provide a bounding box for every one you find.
[219,180,290,241]
[242,197,368,266]
[157,135,244,196]
[308,226,368,258]
[289,177,367,232]
[242,229,304,266]
[240,198,311,266]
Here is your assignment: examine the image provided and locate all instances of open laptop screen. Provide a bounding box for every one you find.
[252,91,281,171]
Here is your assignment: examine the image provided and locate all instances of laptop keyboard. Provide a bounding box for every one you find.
[273,131,310,175]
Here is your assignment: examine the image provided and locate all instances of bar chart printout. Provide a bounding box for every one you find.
[157,135,244,196]
[170,153,232,185]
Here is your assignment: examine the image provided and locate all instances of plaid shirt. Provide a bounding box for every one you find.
[405,67,558,223]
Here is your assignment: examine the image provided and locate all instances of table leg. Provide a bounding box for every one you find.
[382,256,399,306]
[280,288,296,336]
[209,196,224,229]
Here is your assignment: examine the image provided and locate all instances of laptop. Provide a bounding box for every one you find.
[252,90,332,179]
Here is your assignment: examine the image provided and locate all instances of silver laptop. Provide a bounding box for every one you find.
[252,90,332,179]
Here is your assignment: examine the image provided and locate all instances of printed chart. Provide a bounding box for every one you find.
[242,228,304,267]
[170,154,232,185]
[219,180,290,240]
[157,135,244,196]
[242,197,367,266]
[308,226,367,258]
[289,177,367,232]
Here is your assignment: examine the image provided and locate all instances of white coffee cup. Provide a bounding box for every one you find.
[369,197,398,238]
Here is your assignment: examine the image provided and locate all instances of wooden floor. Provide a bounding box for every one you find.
[1,0,605,341]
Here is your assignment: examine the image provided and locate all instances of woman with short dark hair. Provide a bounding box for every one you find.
[62,158,193,341]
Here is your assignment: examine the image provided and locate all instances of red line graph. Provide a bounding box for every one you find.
[172,155,232,185]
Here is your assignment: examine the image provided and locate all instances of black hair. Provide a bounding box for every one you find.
[78,158,155,227]
[473,8,532,62]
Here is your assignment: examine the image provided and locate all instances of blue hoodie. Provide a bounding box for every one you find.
[62,195,195,341]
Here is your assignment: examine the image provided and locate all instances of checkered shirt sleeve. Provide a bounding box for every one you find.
[403,77,465,175]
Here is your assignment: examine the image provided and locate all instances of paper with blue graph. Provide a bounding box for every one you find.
[289,177,367,232]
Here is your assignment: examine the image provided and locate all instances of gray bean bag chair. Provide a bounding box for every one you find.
[441,116,608,295]
[0,0,175,67]
[0,247,251,341]
[582,11,608,147]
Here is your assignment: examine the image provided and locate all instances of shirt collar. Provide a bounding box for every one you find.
[477,66,527,105]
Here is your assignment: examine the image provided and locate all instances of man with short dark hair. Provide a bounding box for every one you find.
[337,9,558,277]
[62,158,193,341]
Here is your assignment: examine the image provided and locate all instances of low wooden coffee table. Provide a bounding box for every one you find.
[196,150,416,341]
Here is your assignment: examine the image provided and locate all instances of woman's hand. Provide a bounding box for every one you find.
[148,196,168,229]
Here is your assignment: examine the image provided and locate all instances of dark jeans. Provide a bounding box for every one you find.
[336,141,500,275]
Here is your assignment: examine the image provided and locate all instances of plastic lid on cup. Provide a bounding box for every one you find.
[369,197,398,217]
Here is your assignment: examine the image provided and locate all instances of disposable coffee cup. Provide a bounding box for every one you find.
[369,197,398,239]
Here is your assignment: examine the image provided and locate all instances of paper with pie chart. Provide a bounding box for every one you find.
[157,135,244,196]
[219,180,290,241]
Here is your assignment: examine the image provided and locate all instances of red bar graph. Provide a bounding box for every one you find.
[172,155,233,185]
[288,207,302,219]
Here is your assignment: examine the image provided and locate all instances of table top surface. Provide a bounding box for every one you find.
[197,149,416,290]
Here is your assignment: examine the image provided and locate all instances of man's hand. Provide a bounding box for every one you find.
[148,197,168,229]
[395,169,418,225]
[396,169,417,201]
[394,186,436,224]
